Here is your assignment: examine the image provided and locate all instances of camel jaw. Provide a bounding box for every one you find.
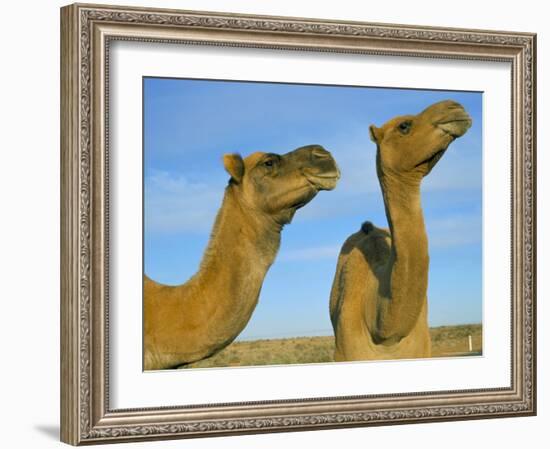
[415,114,471,172]
[416,148,446,170]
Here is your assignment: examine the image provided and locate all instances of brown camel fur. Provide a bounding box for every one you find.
[145,145,340,370]
[330,100,472,361]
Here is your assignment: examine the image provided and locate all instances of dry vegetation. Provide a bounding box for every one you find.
[184,324,482,369]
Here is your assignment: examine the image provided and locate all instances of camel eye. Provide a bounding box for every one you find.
[261,154,280,171]
[398,121,412,134]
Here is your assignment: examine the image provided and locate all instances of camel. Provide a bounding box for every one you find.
[144,144,340,370]
[329,100,472,361]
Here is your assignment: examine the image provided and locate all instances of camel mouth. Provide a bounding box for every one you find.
[304,171,341,191]
[305,173,340,190]
[436,116,472,138]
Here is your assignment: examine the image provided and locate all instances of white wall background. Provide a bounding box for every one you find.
[0,0,545,448]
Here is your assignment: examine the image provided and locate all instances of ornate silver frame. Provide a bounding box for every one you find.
[60,3,536,445]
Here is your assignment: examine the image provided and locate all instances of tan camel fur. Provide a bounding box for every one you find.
[145,145,340,370]
[330,100,472,361]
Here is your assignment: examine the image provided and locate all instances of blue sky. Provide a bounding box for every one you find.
[143,77,483,340]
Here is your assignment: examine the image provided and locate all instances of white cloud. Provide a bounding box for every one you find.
[427,214,482,248]
[323,123,482,193]
[291,126,481,223]
[145,170,225,234]
[281,214,481,264]
[276,215,480,268]
[278,244,343,262]
[144,124,482,237]
[423,139,482,192]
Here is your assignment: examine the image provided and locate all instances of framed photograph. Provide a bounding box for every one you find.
[60,3,536,445]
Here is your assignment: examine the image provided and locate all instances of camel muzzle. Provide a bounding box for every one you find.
[425,101,472,138]
[287,144,341,191]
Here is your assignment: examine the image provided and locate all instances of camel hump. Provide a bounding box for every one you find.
[361,221,374,235]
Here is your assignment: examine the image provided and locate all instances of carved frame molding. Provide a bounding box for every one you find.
[61,3,536,445]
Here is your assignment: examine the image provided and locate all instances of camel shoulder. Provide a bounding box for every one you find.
[330,222,389,327]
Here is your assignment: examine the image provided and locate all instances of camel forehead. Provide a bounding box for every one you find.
[243,151,267,168]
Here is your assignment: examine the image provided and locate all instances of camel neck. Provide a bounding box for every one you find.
[375,172,429,343]
[380,173,426,258]
[192,186,281,311]
[213,187,282,265]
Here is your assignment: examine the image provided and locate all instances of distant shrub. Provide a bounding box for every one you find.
[183,324,482,369]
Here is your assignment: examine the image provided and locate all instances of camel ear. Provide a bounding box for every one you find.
[369,125,382,144]
[223,153,245,183]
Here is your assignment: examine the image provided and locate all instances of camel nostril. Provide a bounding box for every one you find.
[311,147,330,160]
[446,101,464,110]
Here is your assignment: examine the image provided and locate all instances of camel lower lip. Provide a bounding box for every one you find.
[310,173,340,179]
[292,201,308,209]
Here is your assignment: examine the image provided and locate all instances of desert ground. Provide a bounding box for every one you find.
[184,323,482,369]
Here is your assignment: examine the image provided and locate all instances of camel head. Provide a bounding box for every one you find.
[369,100,472,180]
[223,144,340,225]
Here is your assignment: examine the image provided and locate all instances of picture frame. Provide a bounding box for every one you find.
[60,2,536,445]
